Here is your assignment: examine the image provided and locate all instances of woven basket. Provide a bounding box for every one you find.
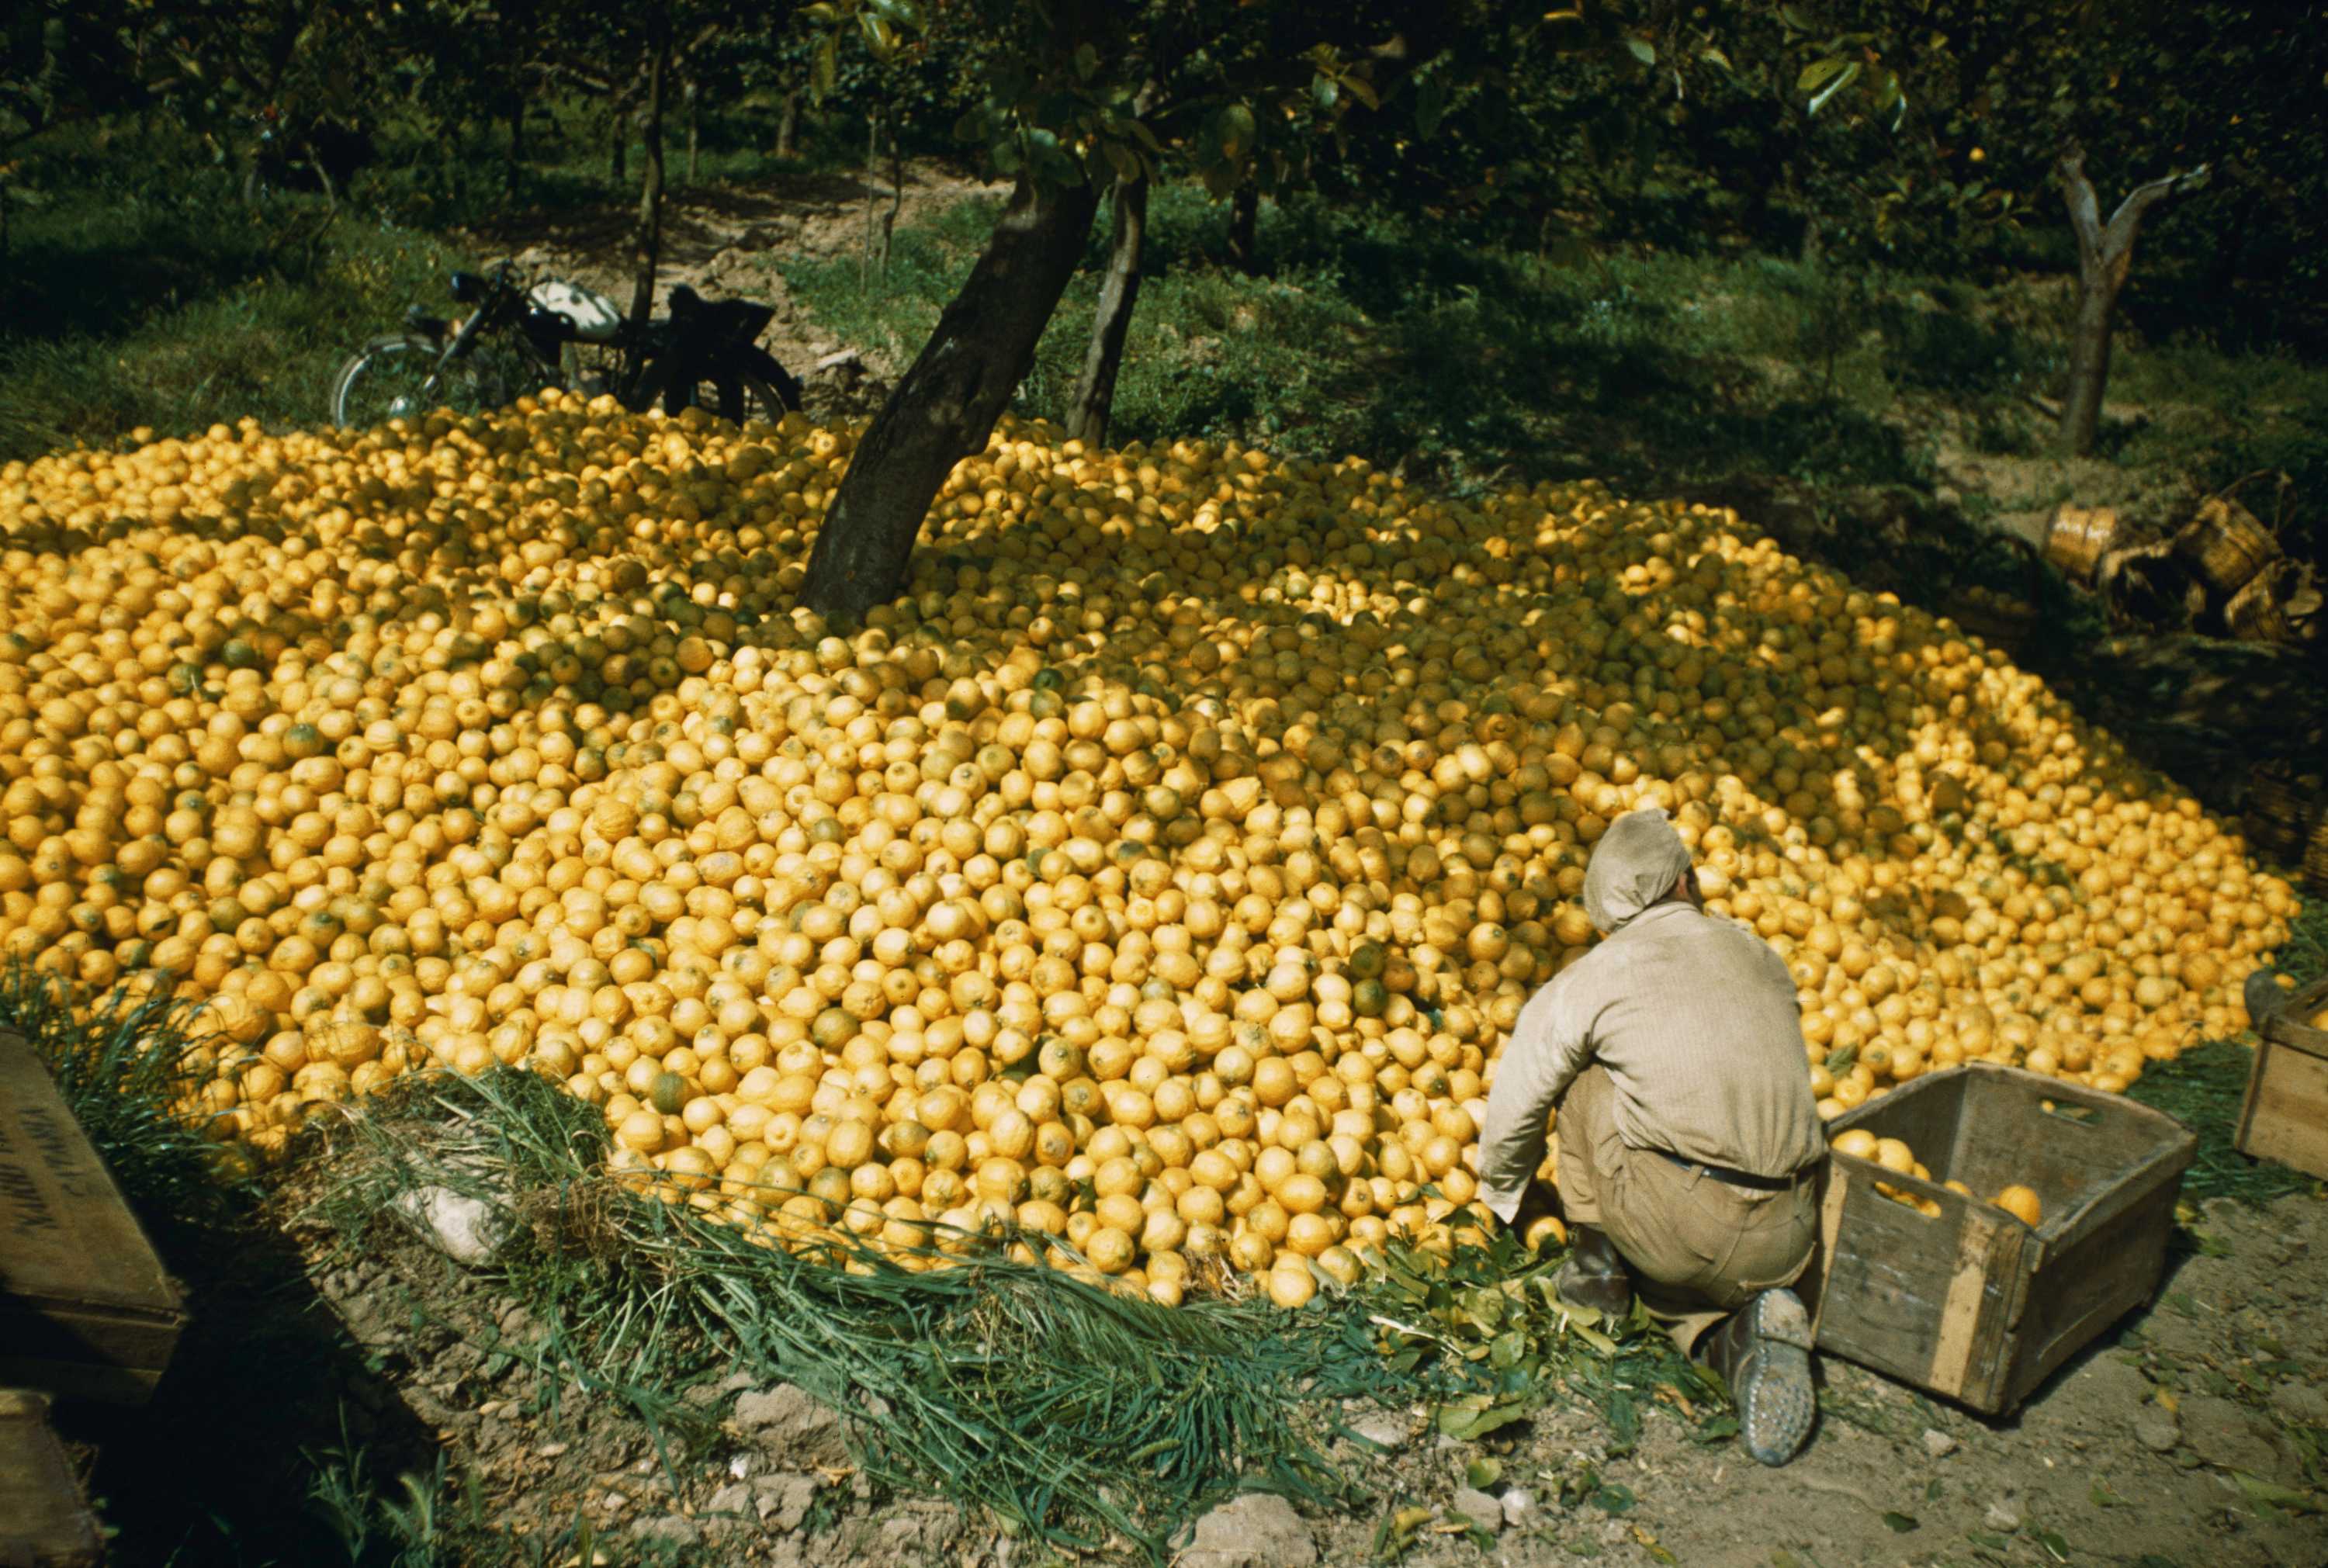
[2225,556,2301,644]
[2247,762,2312,860]
[2042,504,2119,582]
[2176,497,2278,596]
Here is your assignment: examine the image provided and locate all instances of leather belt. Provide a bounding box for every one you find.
[1653,1147,1823,1192]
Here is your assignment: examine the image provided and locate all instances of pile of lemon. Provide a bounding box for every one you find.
[0,396,2295,1306]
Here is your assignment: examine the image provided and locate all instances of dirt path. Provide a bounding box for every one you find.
[76,1175,2323,1568]
[1315,1189,2328,1568]
[456,157,1003,420]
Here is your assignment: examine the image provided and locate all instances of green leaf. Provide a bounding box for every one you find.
[1101,140,1141,182]
[1701,47,1734,72]
[1808,60,1862,116]
[1341,73,1381,110]
[2032,1529,2070,1563]
[1882,1511,1919,1533]
[810,34,837,102]
[1626,37,1657,67]
[1592,1482,1636,1514]
[1464,1456,1502,1489]
[1415,75,1451,138]
[1824,1044,1859,1078]
[859,12,896,58]
[951,110,986,144]
[1313,74,1339,112]
[1796,57,1854,99]
[802,2,839,21]
[1218,102,1258,161]
[2231,1472,2321,1513]
[1073,43,1099,80]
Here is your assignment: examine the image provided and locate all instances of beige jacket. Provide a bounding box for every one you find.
[1478,902,1826,1222]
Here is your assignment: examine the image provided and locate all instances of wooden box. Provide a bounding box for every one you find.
[2236,973,2328,1179]
[1809,1064,2195,1416]
[0,1386,104,1567]
[0,1030,186,1404]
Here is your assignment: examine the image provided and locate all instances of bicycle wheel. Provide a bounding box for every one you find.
[331,335,542,430]
[330,335,487,430]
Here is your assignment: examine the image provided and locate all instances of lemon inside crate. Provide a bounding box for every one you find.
[0,394,2302,1300]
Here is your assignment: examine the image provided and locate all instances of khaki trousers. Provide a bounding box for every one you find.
[1555,1065,1819,1354]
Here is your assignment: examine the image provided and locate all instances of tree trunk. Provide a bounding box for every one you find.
[686,78,699,183]
[2054,147,2209,457]
[880,126,902,273]
[506,92,526,195]
[1227,183,1259,272]
[608,100,628,182]
[1066,175,1149,449]
[799,175,1103,621]
[2058,261,2119,459]
[776,91,799,160]
[629,14,673,327]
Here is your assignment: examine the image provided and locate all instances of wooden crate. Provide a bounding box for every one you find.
[0,1030,186,1404]
[0,1386,104,1567]
[2235,973,2328,1179]
[1808,1064,2195,1416]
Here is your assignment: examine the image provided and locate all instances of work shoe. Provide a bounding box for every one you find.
[1553,1226,1634,1317]
[1700,1287,1817,1466]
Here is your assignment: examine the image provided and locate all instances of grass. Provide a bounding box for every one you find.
[0,106,868,463]
[0,125,468,460]
[0,965,245,1233]
[785,185,2328,578]
[310,1065,1705,1562]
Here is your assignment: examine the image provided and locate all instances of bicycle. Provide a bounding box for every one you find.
[329,261,802,431]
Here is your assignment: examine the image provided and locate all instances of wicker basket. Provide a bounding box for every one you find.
[2176,497,2278,597]
[2042,504,2119,582]
[2247,763,2312,860]
[2225,556,2302,644]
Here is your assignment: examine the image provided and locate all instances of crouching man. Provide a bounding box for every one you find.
[1478,807,1827,1465]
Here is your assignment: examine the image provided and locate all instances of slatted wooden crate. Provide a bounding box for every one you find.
[0,1386,104,1567]
[1809,1064,2195,1416]
[2235,974,2328,1179]
[0,1029,186,1404]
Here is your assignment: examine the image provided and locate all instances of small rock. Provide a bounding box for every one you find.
[603,1491,630,1512]
[732,1384,849,1468]
[1922,1428,1959,1459]
[706,1482,753,1517]
[2181,1396,2285,1477]
[390,1186,518,1266]
[1347,1411,1409,1452]
[815,348,864,372]
[2073,1356,2153,1414]
[1450,1487,1502,1535]
[535,1442,569,1459]
[1500,1487,1538,1528]
[2271,1381,2328,1427]
[1599,1518,1633,1546]
[1178,1493,1318,1568]
[1984,1497,2023,1532]
[2135,1411,2181,1453]
[748,1472,819,1532]
[631,1515,700,1549]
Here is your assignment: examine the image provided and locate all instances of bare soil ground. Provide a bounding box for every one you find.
[66,1176,2324,1567]
[456,157,1000,424]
